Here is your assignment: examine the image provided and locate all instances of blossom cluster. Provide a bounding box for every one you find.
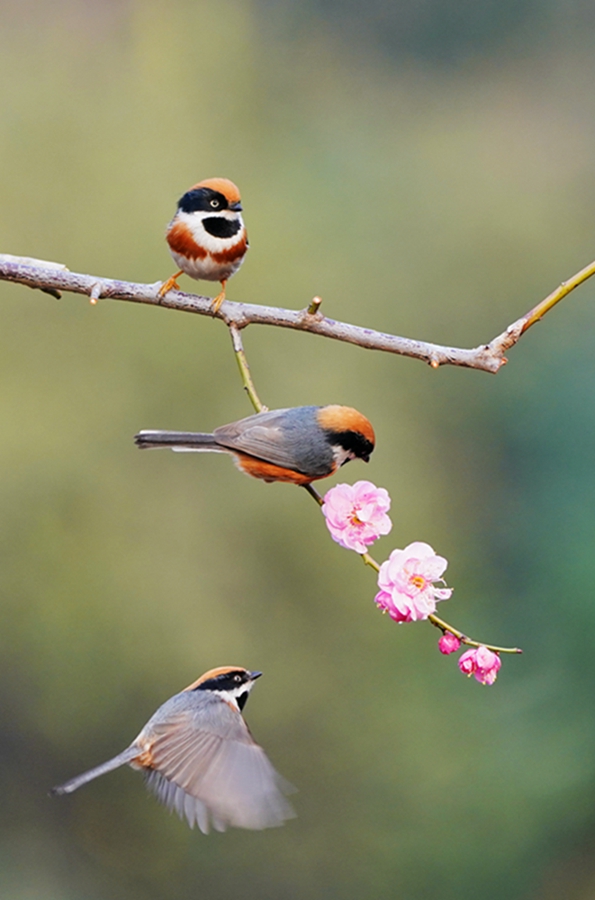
[437,633,502,684]
[322,481,504,686]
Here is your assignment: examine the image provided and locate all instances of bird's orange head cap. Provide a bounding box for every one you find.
[192,178,242,206]
[183,666,249,692]
[317,405,375,447]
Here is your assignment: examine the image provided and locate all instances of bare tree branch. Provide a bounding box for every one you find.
[0,252,531,662]
[2,253,594,374]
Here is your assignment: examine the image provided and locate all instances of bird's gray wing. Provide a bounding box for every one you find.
[139,693,295,833]
[213,407,322,472]
[144,769,220,833]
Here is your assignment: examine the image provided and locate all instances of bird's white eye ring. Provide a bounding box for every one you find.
[210,199,220,208]
[234,674,242,683]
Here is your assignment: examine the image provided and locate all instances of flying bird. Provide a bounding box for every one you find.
[51,667,295,833]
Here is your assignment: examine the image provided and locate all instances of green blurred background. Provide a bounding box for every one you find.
[2,1,595,897]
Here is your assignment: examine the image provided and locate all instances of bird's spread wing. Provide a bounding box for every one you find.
[144,769,225,833]
[139,694,295,833]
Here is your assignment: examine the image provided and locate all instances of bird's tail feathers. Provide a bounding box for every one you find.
[134,430,225,452]
[50,746,139,796]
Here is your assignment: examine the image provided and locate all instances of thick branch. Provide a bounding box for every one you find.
[0,254,526,662]
[2,253,594,373]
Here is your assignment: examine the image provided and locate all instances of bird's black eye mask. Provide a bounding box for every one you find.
[329,430,374,463]
[178,187,229,213]
[194,671,250,692]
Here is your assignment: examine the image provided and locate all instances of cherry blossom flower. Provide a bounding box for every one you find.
[374,541,452,622]
[322,481,392,554]
[438,632,461,655]
[458,646,502,685]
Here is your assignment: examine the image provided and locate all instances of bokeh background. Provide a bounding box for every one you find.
[2,1,595,897]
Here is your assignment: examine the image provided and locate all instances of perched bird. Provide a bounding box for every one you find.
[134,405,375,485]
[51,667,295,833]
[158,177,248,312]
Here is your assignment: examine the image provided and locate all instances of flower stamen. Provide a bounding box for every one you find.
[409,575,426,591]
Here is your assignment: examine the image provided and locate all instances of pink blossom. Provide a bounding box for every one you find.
[322,481,392,554]
[458,646,502,685]
[375,541,452,622]
[458,650,477,677]
[438,632,461,655]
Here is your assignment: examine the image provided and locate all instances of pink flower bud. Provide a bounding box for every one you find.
[438,633,461,654]
[322,481,392,553]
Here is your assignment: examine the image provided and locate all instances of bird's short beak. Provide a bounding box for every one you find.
[250,671,263,680]
[230,201,243,212]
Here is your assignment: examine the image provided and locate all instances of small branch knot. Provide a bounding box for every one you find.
[89,281,106,305]
[306,296,323,316]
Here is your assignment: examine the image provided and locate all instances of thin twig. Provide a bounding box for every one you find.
[2,253,594,373]
[302,483,324,506]
[487,257,595,358]
[225,328,521,656]
[427,613,522,654]
[229,324,267,413]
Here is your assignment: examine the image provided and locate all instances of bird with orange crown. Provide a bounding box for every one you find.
[158,177,248,312]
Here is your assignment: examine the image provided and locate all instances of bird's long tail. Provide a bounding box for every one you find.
[50,746,139,795]
[134,430,225,452]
